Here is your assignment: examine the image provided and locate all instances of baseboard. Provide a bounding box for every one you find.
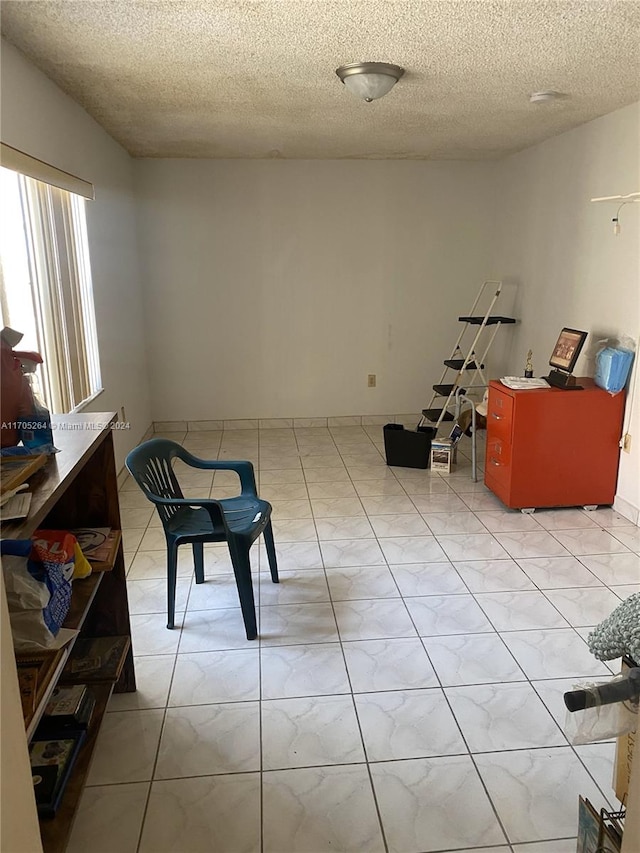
[613,495,640,527]
[153,414,424,432]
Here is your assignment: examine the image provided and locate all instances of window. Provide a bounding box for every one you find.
[0,167,101,413]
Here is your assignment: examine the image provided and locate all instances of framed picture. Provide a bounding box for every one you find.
[549,327,588,373]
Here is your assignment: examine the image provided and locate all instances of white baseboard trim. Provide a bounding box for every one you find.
[153,414,424,432]
[613,495,640,527]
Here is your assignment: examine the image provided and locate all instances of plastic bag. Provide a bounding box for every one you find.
[594,336,635,394]
[564,676,638,745]
[1,532,75,651]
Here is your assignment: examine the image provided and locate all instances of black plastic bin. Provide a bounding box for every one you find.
[383,424,436,469]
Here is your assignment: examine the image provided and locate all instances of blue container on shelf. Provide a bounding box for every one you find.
[594,347,635,393]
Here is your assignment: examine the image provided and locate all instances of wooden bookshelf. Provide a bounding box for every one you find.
[1,413,136,853]
[17,571,106,739]
[38,683,113,853]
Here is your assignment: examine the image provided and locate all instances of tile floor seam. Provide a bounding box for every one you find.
[133,642,181,853]
[257,625,264,853]
[403,589,532,851]
[464,747,526,849]
[301,432,392,853]
[138,768,263,782]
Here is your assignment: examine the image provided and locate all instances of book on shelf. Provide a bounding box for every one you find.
[30,729,86,818]
[40,684,96,730]
[60,635,130,684]
[70,527,117,563]
[16,651,67,729]
[71,690,95,730]
[1,490,32,520]
[18,666,39,719]
[45,684,86,718]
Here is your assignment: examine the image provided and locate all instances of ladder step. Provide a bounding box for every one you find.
[444,359,485,370]
[432,384,466,396]
[458,315,517,325]
[421,408,455,422]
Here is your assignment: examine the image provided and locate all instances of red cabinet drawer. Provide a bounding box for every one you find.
[487,387,513,446]
[485,384,513,492]
[485,437,511,489]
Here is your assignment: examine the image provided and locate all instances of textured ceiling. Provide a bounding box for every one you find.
[2,0,640,159]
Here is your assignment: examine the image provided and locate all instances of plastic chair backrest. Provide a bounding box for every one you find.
[126,439,186,526]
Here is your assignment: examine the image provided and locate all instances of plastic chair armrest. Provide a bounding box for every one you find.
[150,496,228,530]
[177,451,258,495]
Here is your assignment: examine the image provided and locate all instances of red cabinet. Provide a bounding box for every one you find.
[484,378,625,510]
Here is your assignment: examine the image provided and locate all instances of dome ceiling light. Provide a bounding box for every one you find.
[529,90,566,103]
[335,62,405,103]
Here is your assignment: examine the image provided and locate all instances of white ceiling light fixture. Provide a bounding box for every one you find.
[336,62,405,103]
[529,90,565,104]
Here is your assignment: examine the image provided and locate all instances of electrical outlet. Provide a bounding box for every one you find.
[622,433,632,453]
[367,374,376,388]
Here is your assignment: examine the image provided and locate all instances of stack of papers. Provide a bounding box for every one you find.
[1,491,32,519]
[500,376,549,390]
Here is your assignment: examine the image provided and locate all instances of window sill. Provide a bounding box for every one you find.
[71,387,105,413]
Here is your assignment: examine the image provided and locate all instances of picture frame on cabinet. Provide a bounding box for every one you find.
[549,327,588,373]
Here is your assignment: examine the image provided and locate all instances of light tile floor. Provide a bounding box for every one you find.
[68,426,639,853]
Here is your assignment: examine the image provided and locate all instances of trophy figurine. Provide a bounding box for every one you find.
[524,350,534,378]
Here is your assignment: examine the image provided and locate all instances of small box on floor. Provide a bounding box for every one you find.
[430,438,454,473]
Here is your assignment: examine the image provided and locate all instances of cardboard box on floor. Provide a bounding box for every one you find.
[614,656,636,803]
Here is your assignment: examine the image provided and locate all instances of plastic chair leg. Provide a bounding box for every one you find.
[228,539,257,640]
[263,519,279,583]
[193,542,204,584]
[167,542,178,629]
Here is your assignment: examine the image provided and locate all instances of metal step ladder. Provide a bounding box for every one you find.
[418,280,516,433]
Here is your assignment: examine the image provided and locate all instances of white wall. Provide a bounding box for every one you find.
[495,102,640,517]
[135,159,500,421]
[0,40,151,469]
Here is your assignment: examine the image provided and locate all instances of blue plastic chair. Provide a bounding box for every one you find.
[125,438,278,640]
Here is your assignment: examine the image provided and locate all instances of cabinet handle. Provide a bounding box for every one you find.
[490,458,502,466]
[491,413,503,420]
